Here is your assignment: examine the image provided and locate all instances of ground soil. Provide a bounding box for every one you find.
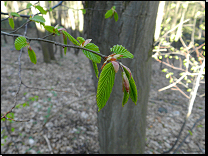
[1,28,205,154]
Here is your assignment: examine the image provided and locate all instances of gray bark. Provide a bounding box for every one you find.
[84,1,159,154]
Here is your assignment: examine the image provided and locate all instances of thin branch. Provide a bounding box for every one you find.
[21,81,79,97]
[154,19,190,46]
[162,117,187,154]
[43,135,54,154]
[5,120,19,154]
[1,1,63,22]
[1,31,107,59]
[186,59,205,118]
[155,58,185,71]
[171,85,190,99]
[158,74,187,92]
[173,115,205,154]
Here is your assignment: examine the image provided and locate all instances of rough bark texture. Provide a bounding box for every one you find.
[84,1,159,154]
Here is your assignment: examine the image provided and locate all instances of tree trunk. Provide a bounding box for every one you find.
[84,1,159,154]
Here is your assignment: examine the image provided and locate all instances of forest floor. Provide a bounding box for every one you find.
[1,28,205,154]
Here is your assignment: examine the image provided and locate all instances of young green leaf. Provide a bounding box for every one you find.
[123,66,137,104]
[26,3,33,9]
[82,43,101,63]
[105,9,114,19]
[9,17,14,29]
[44,25,58,34]
[62,30,80,46]
[29,15,45,23]
[110,45,134,59]
[81,9,86,14]
[28,46,37,64]
[77,37,85,45]
[10,12,20,17]
[14,36,27,50]
[112,6,116,11]
[97,63,115,111]
[35,5,47,14]
[63,34,67,55]
[122,82,129,107]
[114,12,118,22]
[92,61,99,78]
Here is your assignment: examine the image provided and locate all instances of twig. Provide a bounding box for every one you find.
[4,120,19,154]
[158,74,187,92]
[173,115,205,154]
[171,85,190,99]
[155,58,185,71]
[196,142,205,154]
[1,16,29,121]
[1,31,107,59]
[154,19,190,46]
[162,117,187,154]
[71,83,81,97]
[1,1,63,22]
[186,59,205,118]
[43,135,53,154]
[21,81,79,96]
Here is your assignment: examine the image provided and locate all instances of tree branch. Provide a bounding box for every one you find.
[1,31,107,59]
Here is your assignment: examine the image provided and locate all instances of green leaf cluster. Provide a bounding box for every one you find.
[105,6,119,22]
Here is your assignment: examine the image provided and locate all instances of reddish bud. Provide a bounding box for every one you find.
[113,54,123,59]
[121,63,132,78]
[111,61,119,73]
[82,39,92,47]
[122,72,130,93]
[58,28,67,32]
[28,46,32,51]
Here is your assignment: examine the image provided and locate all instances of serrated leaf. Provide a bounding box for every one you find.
[62,30,79,46]
[97,63,115,111]
[92,61,99,78]
[77,37,85,45]
[82,43,101,63]
[27,3,32,9]
[28,47,37,64]
[35,5,47,14]
[10,12,20,17]
[110,45,134,59]
[14,36,27,50]
[9,17,14,29]
[29,15,45,23]
[44,25,58,34]
[123,67,137,104]
[105,9,114,19]
[114,12,118,22]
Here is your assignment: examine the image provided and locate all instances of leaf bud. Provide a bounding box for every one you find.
[122,72,130,93]
[111,61,119,73]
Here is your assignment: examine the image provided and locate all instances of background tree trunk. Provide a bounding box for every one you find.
[84,1,159,154]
